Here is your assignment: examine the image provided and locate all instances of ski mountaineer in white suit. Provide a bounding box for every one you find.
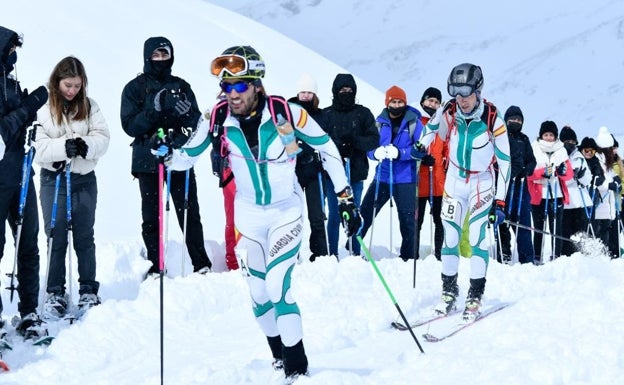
[412,63,510,322]
[164,46,362,382]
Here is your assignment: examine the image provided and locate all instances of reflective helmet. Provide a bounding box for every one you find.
[447,63,483,97]
[210,45,265,80]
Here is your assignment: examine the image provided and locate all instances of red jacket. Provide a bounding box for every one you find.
[418,116,448,197]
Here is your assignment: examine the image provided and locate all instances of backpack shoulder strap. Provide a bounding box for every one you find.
[482,99,498,132]
[267,95,294,126]
[210,99,230,157]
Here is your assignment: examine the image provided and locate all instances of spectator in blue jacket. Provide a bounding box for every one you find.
[358,86,423,260]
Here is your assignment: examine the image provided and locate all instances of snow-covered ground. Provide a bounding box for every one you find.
[1,0,623,384]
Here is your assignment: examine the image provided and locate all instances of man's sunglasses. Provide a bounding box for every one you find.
[220,81,251,94]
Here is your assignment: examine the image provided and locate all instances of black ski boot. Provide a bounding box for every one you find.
[463,277,486,322]
[267,335,284,371]
[434,273,459,315]
[283,339,309,383]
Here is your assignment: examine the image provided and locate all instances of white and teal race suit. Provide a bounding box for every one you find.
[171,99,349,348]
[419,99,510,280]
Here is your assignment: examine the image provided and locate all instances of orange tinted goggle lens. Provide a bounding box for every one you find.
[211,55,247,77]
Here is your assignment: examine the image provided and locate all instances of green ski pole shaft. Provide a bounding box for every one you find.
[356,234,425,353]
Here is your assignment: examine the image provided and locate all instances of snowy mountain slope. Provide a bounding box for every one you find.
[0,0,623,384]
[207,0,624,139]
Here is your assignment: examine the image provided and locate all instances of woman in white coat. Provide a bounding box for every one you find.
[34,56,110,319]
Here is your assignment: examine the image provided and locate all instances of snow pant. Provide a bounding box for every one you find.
[40,169,99,295]
[358,181,416,260]
[416,195,444,260]
[222,177,239,270]
[440,173,493,281]
[324,176,363,256]
[608,217,621,258]
[137,169,211,274]
[592,218,612,256]
[301,172,328,258]
[531,197,564,260]
[0,178,40,317]
[498,179,535,264]
[234,191,308,374]
[561,207,589,256]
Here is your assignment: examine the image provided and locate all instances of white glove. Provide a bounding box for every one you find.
[373,146,387,161]
[385,145,399,160]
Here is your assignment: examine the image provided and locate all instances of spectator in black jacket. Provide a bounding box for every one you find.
[288,73,329,261]
[120,36,211,277]
[322,74,379,257]
[0,26,49,341]
[496,106,537,264]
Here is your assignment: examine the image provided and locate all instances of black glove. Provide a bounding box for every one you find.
[594,175,605,187]
[22,86,48,116]
[556,162,567,176]
[574,167,586,180]
[421,154,435,166]
[173,95,192,116]
[74,137,88,158]
[338,142,353,159]
[410,142,426,159]
[150,130,173,163]
[515,167,526,179]
[52,160,66,171]
[337,187,362,237]
[609,176,622,192]
[65,139,79,158]
[488,199,506,226]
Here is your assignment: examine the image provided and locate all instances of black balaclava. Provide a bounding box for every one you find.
[331,73,357,111]
[0,26,20,74]
[143,36,174,80]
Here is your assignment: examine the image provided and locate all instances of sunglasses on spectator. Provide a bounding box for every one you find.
[582,148,596,155]
[220,81,251,94]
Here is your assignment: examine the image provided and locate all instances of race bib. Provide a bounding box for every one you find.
[441,196,459,222]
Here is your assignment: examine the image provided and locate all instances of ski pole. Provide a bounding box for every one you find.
[156,128,166,385]
[356,234,424,353]
[428,165,434,258]
[514,178,525,238]
[503,219,579,243]
[65,161,76,322]
[164,167,172,274]
[39,172,62,316]
[344,157,353,255]
[317,170,332,260]
[181,168,190,277]
[367,163,382,254]
[388,158,394,258]
[6,125,36,302]
[413,159,422,289]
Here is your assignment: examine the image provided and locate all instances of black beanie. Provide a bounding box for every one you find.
[578,137,597,151]
[504,105,524,122]
[559,126,577,143]
[420,87,442,105]
[539,120,558,139]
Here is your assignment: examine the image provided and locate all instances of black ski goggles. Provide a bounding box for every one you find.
[448,84,475,98]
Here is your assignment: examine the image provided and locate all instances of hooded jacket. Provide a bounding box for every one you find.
[368,105,422,184]
[322,74,379,183]
[0,26,38,186]
[120,36,201,174]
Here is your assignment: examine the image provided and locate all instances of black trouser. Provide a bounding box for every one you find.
[416,195,443,260]
[359,181,416,259]
[561,207,589,256]
[137,169,211,274]
[0,179,40,317]
[40,169,99,295]
[301,174,328,257]
[531,198,564,259]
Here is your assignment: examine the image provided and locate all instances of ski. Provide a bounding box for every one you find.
[422,303,512,342]
[32,335,54,346]
[391,309,460,331]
